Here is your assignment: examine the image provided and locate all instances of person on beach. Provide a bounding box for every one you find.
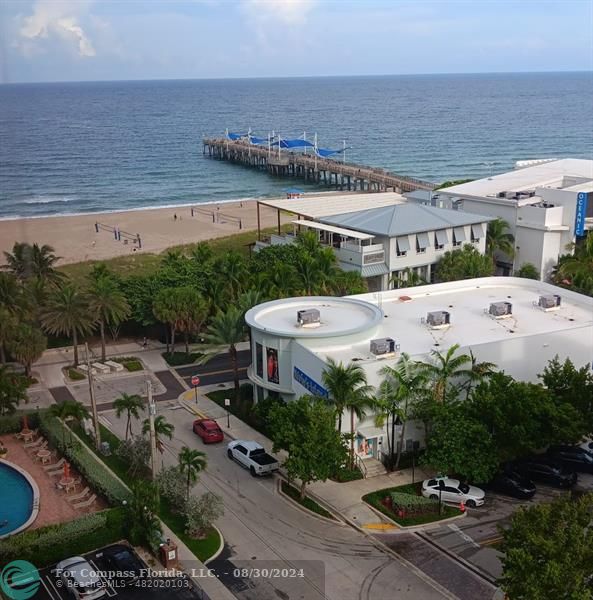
[173,213,177,221]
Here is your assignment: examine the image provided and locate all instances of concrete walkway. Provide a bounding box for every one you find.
[177,383,429,531]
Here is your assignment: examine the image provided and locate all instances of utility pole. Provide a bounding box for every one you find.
[147,380,158,480]
[85,343,101,451]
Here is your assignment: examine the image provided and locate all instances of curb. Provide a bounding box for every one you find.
[276,478,342,525]
[204,525,225,565]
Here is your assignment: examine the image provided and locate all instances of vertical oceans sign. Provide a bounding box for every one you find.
[574,192,589,236]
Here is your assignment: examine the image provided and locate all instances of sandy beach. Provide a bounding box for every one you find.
[0,200,290,265]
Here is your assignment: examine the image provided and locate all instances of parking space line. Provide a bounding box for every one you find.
[89,559,118,597]
[40,577,59,600]
[44,574,66,600]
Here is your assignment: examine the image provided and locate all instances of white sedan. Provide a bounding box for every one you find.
[421,477,485,507]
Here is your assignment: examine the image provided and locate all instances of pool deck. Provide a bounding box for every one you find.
[0,435,102,532]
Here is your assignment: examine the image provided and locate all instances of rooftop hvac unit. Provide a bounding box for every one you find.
[370,338,398,357]
[537,294,561,311]
[297,308,320,327]
[497,191,507,198]
[489,301,513,319]
[426,311,451,328]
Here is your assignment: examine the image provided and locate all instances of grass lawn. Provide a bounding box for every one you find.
[67,367,86,381]
[159,498,221,562]
[363,483,462,527]
[112,356,143,371]
[58,225,292,283]
[281,481,336,520]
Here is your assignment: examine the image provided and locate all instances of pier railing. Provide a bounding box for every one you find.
[202,137,436,193]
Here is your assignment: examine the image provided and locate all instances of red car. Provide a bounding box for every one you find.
[193,419,224,444]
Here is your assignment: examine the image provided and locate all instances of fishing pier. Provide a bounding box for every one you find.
[202,137,436,193]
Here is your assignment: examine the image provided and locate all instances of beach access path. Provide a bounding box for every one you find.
[0,200,291,265]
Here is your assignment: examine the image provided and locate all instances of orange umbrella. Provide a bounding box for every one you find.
[63,462,71,480]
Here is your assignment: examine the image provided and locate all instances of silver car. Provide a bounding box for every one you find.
[55,557,106,600]
[421,477,485,507]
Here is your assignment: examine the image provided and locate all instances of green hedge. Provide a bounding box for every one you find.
[39,414,131,504]
[0,411,42,435]
[161,352,202,366]
[0,508,126,567]
[390,491,438,515]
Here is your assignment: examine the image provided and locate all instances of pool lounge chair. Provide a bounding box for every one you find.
[73,494,97,509]
[23,435,43,449]
[43,457,65,471]
[67,487,90,503]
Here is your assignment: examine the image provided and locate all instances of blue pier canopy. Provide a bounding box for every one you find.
[271,138,315,149]
[227,131,249,140]
[248,135,269,145]
[316,147,346,158]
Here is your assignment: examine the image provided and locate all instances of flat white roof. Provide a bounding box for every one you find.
[245,296,384,338]
[259,191,404,219]
[295,278,592,372]
[440,159,593,200]
[291,219,375,240]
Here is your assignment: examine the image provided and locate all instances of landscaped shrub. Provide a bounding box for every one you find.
[68,368,86,381]
[112,356,143,371]
[0,508,126,567]
[39,414,130,504]
[161,351,202,366]
[390,491,438,516]
[0,411,42,435]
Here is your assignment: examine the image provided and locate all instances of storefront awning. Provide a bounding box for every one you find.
[357,425,385,439]
[361,263,389,277]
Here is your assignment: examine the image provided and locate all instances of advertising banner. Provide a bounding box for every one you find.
[266,348,279,384]
[575,192,589,237]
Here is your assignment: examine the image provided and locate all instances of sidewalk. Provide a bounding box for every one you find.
[178,384,427,530]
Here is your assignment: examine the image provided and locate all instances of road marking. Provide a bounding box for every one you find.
[90,559,118,597]
[44,574,64,600]
[363,523,397,530]
[183,366,248,378]
[480,535,503,547]
[447,523,481,549]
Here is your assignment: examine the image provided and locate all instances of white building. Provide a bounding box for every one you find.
[255,192,492,291]
[437,159,593,279]
[245,277,593,466]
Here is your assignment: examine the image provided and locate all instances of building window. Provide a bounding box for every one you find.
[416,232,429,254]
[396,236,410,257]
[434,230,447,250]
[452,227,466,247]
[471,223,485,243]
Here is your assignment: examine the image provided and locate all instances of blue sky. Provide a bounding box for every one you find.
[1,0,592,83]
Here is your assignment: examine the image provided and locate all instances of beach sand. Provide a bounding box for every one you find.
[0,200,290,265]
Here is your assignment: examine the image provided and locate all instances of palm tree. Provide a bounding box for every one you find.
[0,308,17,364]
[0,272,23,314]
[557,234,593,296]
[142,414,174,457]
[486,218,515,261]
[153,288,181,353]
[3,242,62,284]
[321,358,374,468]
[49,400,90,446]
[462,349,496,400]
[390,267,426,289]
[376,354,428,470]
[40,283,95,366]
[2,242,32,281]
[178,446,207,500]
[295,255,320,295]
[8,323,47,377]
[0,366,28,415]
[203,306,246,398]
[417,343,473,403]
[259,263,298,298]
[87,276,131,362]
[217,251,247,301]
[189,242,213,265]
[114,393,144,440]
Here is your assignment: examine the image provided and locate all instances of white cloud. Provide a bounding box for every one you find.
[19,0,96,57]
[243,0,316,26]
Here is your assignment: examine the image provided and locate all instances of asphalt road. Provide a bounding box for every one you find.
[175,350,251,387]
[101,405,454,600]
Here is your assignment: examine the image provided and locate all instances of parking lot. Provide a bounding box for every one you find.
[421,473,593,581]
[34,545,208,600]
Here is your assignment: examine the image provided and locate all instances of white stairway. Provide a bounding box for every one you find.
[362,457,387,478]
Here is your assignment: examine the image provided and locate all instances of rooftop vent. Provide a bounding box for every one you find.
[297,308,320,327]
[497,191,507,199]
[424,311,451,329]
[370,338,398,357]
[489,301,513,319]
[537,294,561,311]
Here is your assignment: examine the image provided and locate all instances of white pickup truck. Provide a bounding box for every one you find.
[227,440,280,477]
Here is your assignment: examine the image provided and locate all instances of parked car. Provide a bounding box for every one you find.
[421,477,485,507]
[227,440,280,476]
[546,445,593,474]
[99,544,144,584]
[483,471,536,500]
[55,557,106,600]
[579,437,593,453]
[193,419,224,444]
[511,456,577,488]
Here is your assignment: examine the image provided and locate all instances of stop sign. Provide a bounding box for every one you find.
[191,375,200,387]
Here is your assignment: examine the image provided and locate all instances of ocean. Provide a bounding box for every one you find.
[0,72,591,219]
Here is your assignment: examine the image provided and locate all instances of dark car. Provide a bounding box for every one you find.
[486,471,536,500]
[546,445,593,474]
[512,456,577,488]
[99,544,144,584]
[193,418,224,444]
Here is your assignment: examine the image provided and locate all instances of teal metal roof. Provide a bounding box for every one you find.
[320,204,493,237]
[361,263,389,277]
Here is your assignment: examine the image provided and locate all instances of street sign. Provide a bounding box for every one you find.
[224,398,230,406]
[191,375,200,387]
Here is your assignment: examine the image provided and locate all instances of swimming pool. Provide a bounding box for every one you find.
[0,460,38,538]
